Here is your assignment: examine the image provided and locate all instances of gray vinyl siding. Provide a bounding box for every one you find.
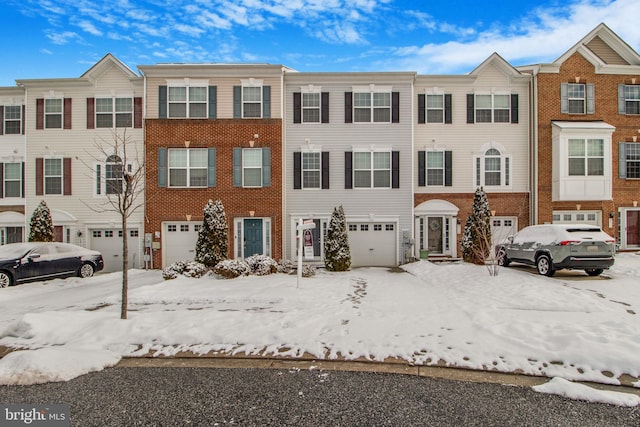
[284,73,415,262]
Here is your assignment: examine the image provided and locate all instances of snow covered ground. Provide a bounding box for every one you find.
[1,254,639,406]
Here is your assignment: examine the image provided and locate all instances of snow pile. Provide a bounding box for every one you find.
[533,377,640,407]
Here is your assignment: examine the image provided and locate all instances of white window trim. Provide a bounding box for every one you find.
[234,217,271,259]
[3,105,22,134]
[301,92,321,124]
[166,79,208,119]
[352,149,392,189]
[167,148,208,188]
[567,138,605,177]
[44,157,63,195]
[240,78,264,119]
[623,85,640,115]
[474,92,511,124]
[94,158,134,196]
[425,150,445,186]
[301,151,321,189]
[352,84,392,124]
[567,83,586,115]
[95,95,134,128]
[3,162,22,198]
[242,148,263,188]
[44,98,63,129]
[473,143,512,189]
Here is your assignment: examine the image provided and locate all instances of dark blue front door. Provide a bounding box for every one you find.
[244,219,263,257]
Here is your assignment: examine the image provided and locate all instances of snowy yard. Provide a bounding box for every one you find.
[1,253,639,406]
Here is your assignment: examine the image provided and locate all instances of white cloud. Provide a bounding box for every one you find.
[45,30,82,45]
[389,0,640,73]
[77,20,103,36]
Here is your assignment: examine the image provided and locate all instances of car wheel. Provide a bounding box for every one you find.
[497,248,510,267]
[79,263,95,278]
[536,254,555,277]
[586,268,603,277]
[0,271,11,288]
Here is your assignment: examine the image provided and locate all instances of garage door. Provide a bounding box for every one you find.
[347,222,397,267]
[90,228,140,273]
[162,222,201,267]
[490,217,518,248]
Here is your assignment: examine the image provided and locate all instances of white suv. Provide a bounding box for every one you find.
[496,224,615,277]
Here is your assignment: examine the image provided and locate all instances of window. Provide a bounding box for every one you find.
[360,224,368,231]
[45,99,62,128]
[426,152,444,186]
[3,163,22,198]
[44,158,62,194]
[168,225,177,232]
[168,148,208,187]
[303,93,320,123]
[475,94,510,123]
[475,148,511,187]
[619,84,640,115]
[353,151,390,188]
[92,230,101,238]
[561,83,594,114]
[348,224,357,231]
[130,229,139,237]
[233,147,270,188]
[96,97,133,127]
[427,94,444,123]
[168,86,207,118]
[242,148,263,187]
[3,106,21,134]
[180,224,189,232]
[105,155,125,194]
[302,152,321,188]
[354,92,390,123]
[621,143,640,179]
[243,86,262,118]
[568,138,604,176]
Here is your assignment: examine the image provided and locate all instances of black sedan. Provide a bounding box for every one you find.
[0,242,104,287]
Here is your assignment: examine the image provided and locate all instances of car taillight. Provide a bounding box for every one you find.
[606,239,616,243]
[559,240,580,245]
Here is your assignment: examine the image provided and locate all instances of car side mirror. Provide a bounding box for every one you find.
[28,253,41,261]
[507,236,514,243]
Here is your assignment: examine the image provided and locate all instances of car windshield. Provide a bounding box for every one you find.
[0,243,35,258]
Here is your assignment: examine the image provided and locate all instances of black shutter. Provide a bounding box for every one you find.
[391,92,400,123]
[445,94,452,124]
[417,94,425,124]
[344,92,352,123]
[293,93,301,124]
[418,151,425,186]
[445,151,452,186]
[293,152,301,189]
[345,151,352,189]
[22,105,25,135]
[391,151,400,188]
[134,97,143,128]
[0,163,3,198]
[158,86,167,118]
[208,86,217,119]
[511,94,519,124]
[321,92,330,123]
[467,94,475,123]
[21,162,25,197]
[322,151,330,188]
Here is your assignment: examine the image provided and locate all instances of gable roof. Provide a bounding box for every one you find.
[553,23,640,68]
[81,53,140,81]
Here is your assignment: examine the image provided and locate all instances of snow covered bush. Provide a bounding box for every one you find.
[214,259,250,279]
[245,254,278,276]
[301,264,316,277]
[277,259,294,274]
[195,199,229,267]
[162,260,208,280]
[28,200,54,242]
[324,205,351,271]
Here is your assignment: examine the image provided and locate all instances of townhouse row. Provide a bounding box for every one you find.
[1,23,638,271]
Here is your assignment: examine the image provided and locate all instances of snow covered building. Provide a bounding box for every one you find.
[139,63,286,268]
[414,54,532,258]
[518,23,640,250]
[17,54,145,272]
[283,72,416,267]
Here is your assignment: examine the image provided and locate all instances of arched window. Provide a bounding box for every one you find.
[474,147,511,188]
[105,155,123,195]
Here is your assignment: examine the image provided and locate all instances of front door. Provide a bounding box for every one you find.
[626,210,640,247]
[244,219,263,257]
[427,217,443,254]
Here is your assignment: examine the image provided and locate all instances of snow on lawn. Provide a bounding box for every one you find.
[0,253,639,405]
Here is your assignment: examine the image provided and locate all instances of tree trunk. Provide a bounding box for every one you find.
[121,207,129,320]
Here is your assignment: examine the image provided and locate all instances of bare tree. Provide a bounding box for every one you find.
[81,129,145,319]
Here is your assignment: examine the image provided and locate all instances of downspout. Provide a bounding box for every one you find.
[531,69,539,225]
[280,67,286,262]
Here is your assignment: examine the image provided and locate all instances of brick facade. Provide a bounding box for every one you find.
[536,52,640,238]
[145,118,283,267]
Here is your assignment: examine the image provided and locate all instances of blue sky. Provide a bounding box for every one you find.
[1,0,639,86]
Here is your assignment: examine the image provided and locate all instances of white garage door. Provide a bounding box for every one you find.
[490,217,518,248]
[162,222,201,267]
[90,228,140,273]
[347,222,397,267]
